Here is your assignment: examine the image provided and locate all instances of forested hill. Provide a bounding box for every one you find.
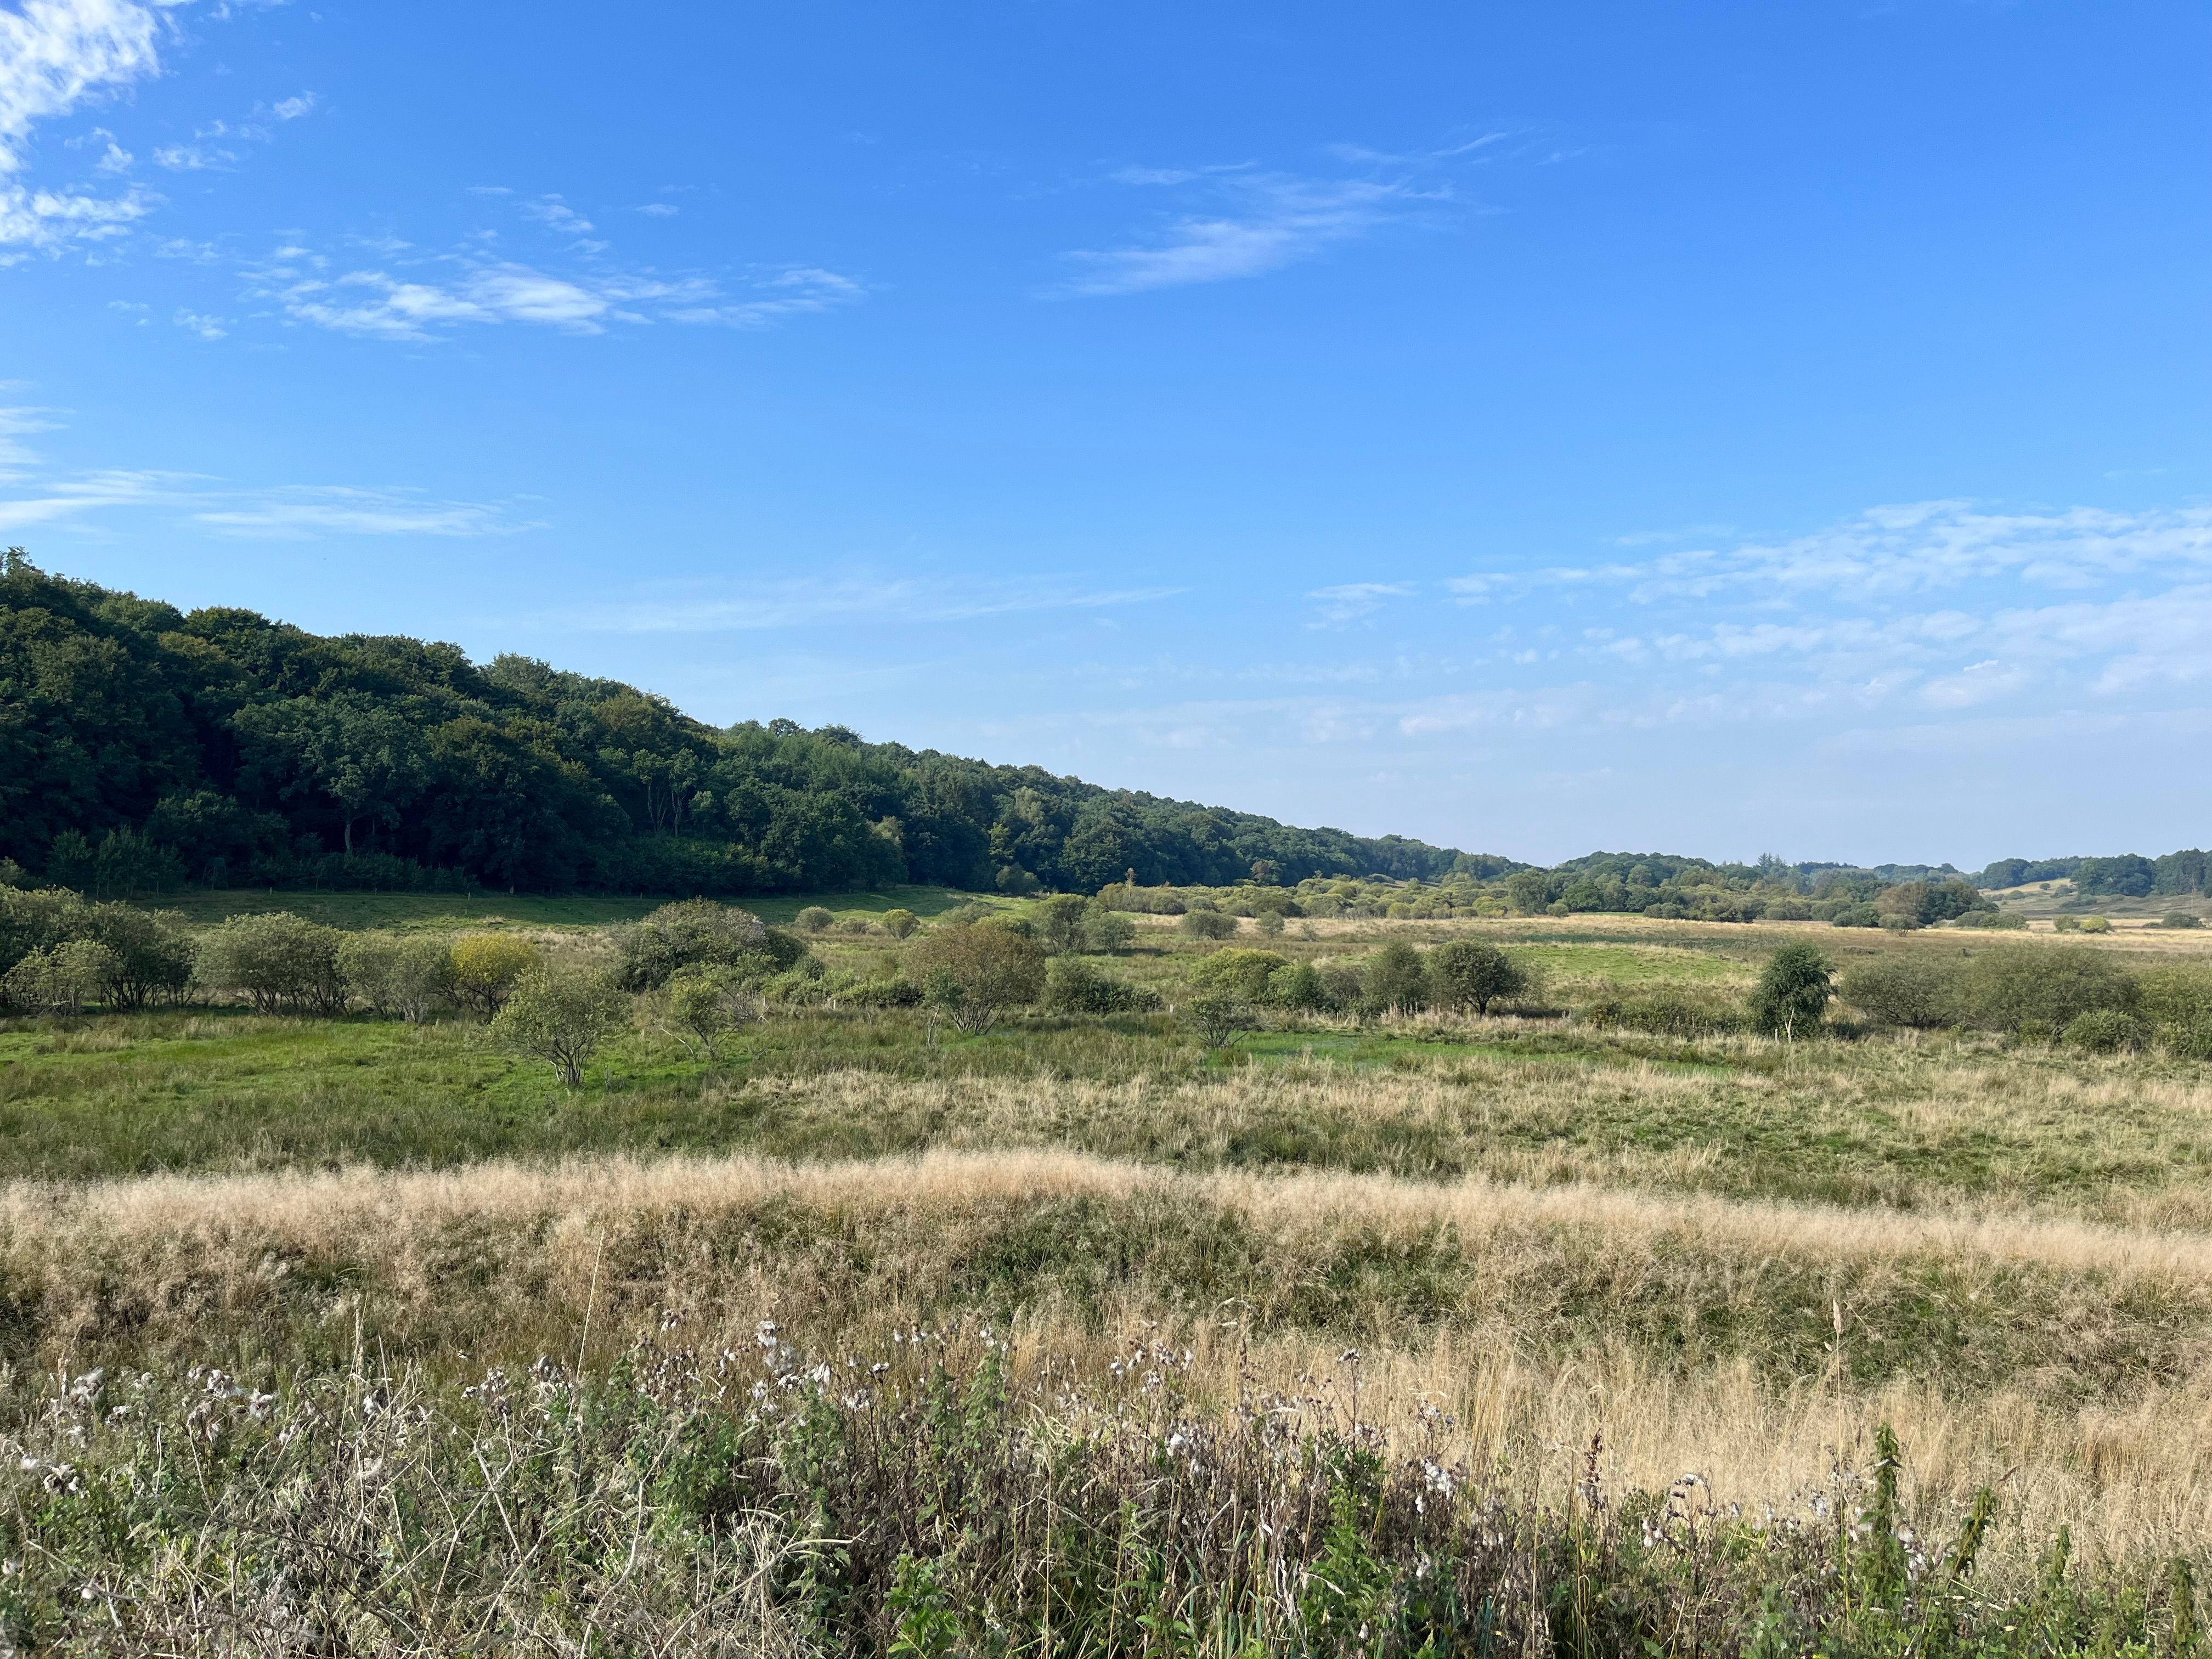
[0,555,1514,896]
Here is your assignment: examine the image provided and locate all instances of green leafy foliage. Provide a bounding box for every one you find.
[490,963,628,1086]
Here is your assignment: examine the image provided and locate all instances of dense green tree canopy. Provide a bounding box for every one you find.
[0,558,1491,897]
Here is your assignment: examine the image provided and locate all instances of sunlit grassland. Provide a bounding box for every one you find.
[9,898,2212,1638]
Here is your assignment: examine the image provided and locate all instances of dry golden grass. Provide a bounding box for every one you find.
[13,1147,2212,1565]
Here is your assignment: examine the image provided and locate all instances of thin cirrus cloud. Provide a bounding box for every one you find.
[1061,170,1441,297]
[1307,580,1415,626]
[545,575,1187,634]
[1059,134,1512,297]
[0,412,538,537]
[229,195,867,342]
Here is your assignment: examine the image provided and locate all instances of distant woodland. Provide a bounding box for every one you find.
[3,552,2204,907]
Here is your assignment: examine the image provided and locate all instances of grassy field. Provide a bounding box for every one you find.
[5,892,2212,1650]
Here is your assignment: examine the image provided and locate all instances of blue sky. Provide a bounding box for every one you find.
[3,0,2208,867]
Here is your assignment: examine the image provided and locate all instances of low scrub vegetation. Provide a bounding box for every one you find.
[4,877,2212,1646]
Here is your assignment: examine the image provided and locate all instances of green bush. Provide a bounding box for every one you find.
[194,911,348,1014]
[2161,913,2203,930]
[1750,944,1834,1038]
[1029,894,1091,954]
[337,932,455,1023]
[1177,910,1239,940]
[1954,910,2026,930]
[82,902,195,1009]
[1584,989,1744,1038]
[1962,944,2137,1032]
[610,902,774,995]
[1427,939,1527,1014]
[911,920,1047,1034]
[1830,903,1881,928]
[2063,1009,2144,1053]
[794,905,836,934]
[1838,956,1963,1029]
[2078,916,2112,934]
[492,964,628,1087]
[1359,941,1429,1016]
[1188,948,1289,1003]
[1042,956,1161,1015]
[881,908,919,940]
[1079,904,1136,953]
[1263,960,1332,1012]
[663,966,759,1057]
[1182,990,1251,1048]
[446,933,542,1019]
[1,939,119,1014]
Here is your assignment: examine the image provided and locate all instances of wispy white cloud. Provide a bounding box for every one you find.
[543,575,1184,634]
[1307,581,1414,626]
[0,0,165,252]
[269,91,313,121]
[172,307,225,338]
[1451,501,2212,606]
[635,202,678,218]
[664,266,865,328]
[192,485,538,538]
[1062,171,1437,296]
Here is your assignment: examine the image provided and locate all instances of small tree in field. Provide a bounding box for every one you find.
[1183,990,1251,1049]
[447,934,540,1019]
[1751,944,1833,1041]
[1429,939,1527,1014]
[794,906,835,934]
[910,921,1046,1034]
[881,908,919,940]
[492,964,627,1087]
[664,967,757,1059]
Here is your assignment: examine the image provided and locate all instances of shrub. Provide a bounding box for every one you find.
[881,908,919,940]
[1963,944,2137,1032]
[1763,898,1814,921]
[2138,964,2212,1049]
[1830,904,1881,928]
[612,900,774,992]
[910,922,1046,1034]
[492,964,628,1087]
[447,934,542,1019]
[1838,957,1963,1029]
[1030,894,1092,954]
[1182,990,1250,1048]
[664,966,758,1058]
[195,912,347,1014]
[1188,948,1289,1003]
[794,906,836,935]
[2162,913,2204,930]
[2078,916,2112,934]
[1042,957,1160,1015]
[1178,910,1239,940]
[1254,910,1285,939]
[1586,989,1744,1038]
[1360,940,1429,1016]
[1079,904,1136,954]
[1751,944,1835,1038]
[1428,940,1527,1014]
[0,884,90,978]
[2063,1009,2144,1054]
[337,933,455,1023]
[1,939,119,1014]
[994,865,1041,896]
[66,903,195,1009]
[1955,910,2027,930]
[2052,915,2082,933]
[1263,961,1331,1012]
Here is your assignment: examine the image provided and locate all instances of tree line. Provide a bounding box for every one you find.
[0,554,1497,898]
